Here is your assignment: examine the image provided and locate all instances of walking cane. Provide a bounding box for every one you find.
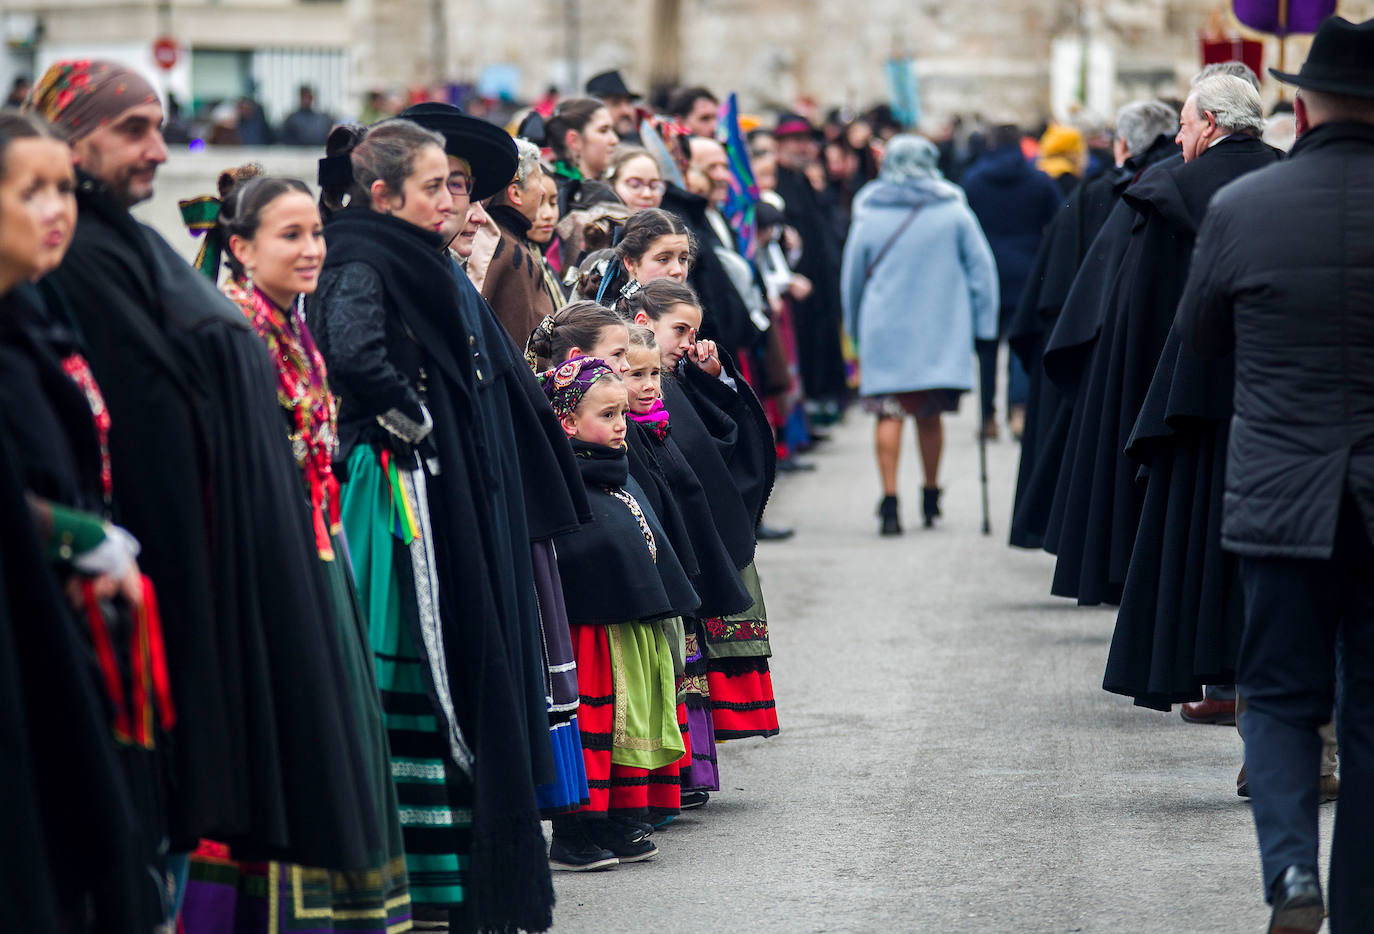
[977,354,992,536]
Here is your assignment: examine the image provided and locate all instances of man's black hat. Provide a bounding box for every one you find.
[400,102,518,200]
[1270,16,1374,100]
[586,70,641,101]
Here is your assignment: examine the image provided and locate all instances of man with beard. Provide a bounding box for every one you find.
[587,69,642,144]
[1008,98,1178,550]
[1177,17,1374,931]
[660,135,756,359]
[1044,73,1279,608]
[29,60,382,881]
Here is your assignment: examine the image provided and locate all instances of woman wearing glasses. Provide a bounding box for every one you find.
[609,146,666,210]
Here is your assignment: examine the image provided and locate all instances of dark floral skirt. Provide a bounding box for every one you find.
[861,389,963,420]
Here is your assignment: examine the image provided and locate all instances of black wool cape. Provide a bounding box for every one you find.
[43,174,381,870]
[1045,138,1280,605]
[320,207,555,934]
[626,418,753,619]
[554,440,699,625]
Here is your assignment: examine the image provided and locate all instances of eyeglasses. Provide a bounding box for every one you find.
[621,178,665,194]
[447,174,475,196]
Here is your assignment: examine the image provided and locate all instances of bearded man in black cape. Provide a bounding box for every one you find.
[1008,99,1178,549]
[1044,72,1280,606]
[31,61,383,872]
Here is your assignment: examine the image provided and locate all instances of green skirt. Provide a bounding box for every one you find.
[342,446,473,908]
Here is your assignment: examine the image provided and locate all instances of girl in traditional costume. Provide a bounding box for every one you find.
[625,280,781,752]
[538,356,698,870]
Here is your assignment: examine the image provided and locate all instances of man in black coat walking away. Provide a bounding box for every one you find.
[961,124,1063,440]
[1177,17,1374,933]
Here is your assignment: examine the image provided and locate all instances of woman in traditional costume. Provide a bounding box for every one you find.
[177,166,412,934]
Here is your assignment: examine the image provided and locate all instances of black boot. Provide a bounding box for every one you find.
[921,487,942,528]
[877,495,902,536]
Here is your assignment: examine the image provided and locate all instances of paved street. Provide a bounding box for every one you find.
[552,393,1334,932]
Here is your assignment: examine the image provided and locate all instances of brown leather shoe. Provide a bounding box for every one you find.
[1008,404,1026,442]
[1320,773,1339,803]
[1180,698,1237,725]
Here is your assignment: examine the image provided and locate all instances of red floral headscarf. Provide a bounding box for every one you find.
[25,60,158,142]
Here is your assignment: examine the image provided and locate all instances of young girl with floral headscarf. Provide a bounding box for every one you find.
[538,355,698,871]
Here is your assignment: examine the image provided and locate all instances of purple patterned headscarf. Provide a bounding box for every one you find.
[538,355,619,418]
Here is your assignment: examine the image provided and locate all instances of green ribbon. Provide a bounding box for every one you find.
[178,195,224,282]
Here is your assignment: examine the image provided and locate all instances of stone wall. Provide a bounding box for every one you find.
[13,0,1374,127]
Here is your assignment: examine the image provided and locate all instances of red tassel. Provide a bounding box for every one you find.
[81,579,131,743]
[141,576,176,733]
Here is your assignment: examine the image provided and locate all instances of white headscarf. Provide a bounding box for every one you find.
[879,134,944,184]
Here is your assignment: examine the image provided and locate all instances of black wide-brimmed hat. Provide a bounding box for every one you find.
[586,70,641,100]
[1270,16,1374,100]
[400,102,519,200]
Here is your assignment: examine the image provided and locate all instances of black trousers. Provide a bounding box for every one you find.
[1237,497,1374,930]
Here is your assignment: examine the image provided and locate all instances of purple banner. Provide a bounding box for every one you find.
[1232,0,1336,36]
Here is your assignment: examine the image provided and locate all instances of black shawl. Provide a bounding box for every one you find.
[446,255,577,790]
[0,296,152,933]
[659,360,767,570]
[320,208,554,933]
[675,351,777,530]
[43,174,381,870]
[626,418,753,619]
[554,440,699,625]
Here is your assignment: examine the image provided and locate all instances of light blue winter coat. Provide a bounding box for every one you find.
[841,176,999,396]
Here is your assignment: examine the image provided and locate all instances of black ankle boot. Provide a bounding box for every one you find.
[877,495,902,536]
[921,487,942,528]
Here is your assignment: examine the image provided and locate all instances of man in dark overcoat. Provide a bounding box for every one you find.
[960,124,1063,438]
[1177,17,1374,932]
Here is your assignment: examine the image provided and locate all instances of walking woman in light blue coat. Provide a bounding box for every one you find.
[841,134,999,534]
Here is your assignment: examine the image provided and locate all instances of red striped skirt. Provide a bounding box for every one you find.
[707,655,780,740]
[571,624,681,817]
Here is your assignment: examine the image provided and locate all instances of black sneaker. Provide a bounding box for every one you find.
[585,819,658,863]
[679,790,710,809]
[608,814,654,841]
[549,824,619,872]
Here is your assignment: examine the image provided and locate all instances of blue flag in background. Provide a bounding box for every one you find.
[886,58,921,129]
[715,92,759,261]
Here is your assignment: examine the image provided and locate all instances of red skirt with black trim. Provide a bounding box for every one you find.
[706,656,780,740]
[571,624,681,817]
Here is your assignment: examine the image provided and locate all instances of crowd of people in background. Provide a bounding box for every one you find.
[2,14,1372,934]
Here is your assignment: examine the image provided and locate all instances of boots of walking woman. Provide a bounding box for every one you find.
[922,487,942,528]
[877,495,902,536]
